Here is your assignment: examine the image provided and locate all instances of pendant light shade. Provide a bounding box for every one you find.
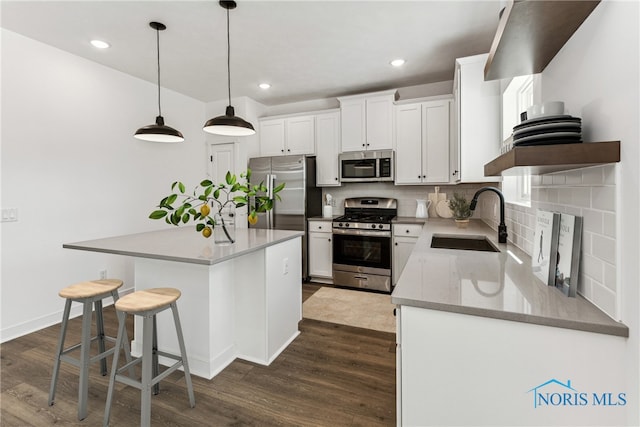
[203,1,256,136]
[135,21,184,143]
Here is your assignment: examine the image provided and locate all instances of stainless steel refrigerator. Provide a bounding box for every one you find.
[248,155,322,280]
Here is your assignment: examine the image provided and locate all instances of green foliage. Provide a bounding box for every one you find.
[149,169,284,234]
[448,193,472,219]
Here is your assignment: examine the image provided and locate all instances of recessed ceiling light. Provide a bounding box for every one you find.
[259,83,271,90]
[390,59,406,67]
[90,39,110,49]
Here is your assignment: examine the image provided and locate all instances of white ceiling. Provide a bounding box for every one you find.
[1,0,504,106]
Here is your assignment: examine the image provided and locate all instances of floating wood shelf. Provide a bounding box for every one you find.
[484,141,620,176]
[484,0,601,81]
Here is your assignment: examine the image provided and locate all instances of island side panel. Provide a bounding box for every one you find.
[400,305,628,427]
[266,237,302,361]
[133,257,236,380]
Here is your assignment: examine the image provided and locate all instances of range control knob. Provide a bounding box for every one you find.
[371,224,376,229]
[345,223,350,227]
[338,222,343,227]
[378,224,384,229]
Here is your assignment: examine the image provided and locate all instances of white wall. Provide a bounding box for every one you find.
[1,29,208,341]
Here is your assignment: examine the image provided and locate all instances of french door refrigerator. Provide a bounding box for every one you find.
[248,155,322,280]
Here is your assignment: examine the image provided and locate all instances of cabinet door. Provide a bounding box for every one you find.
[366,94,394,150]
[394,103,423,185]
[423,100,451,183]
[315,112,341,186]
[456,54,501,183]
[393,236,418,287]
[286,115,315,155]
[308,231,333,279]
[340,98,366,152]
[259,118,286,157]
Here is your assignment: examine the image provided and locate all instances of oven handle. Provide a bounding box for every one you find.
[353,275,368,281]
[332,228,391,237]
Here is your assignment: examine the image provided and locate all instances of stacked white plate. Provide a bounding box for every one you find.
[512,115,582,146]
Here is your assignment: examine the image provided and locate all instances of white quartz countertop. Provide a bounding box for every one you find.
[391,219,628,337]
[64,227,304,266]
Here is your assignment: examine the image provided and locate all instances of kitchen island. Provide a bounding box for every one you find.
[64,226,304,379]
[392,219,629,426]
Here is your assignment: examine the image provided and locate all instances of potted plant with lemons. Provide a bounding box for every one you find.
[448,192,472,228]
[149,169,284,243]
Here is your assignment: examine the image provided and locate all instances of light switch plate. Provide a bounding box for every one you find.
[1,208,18,222]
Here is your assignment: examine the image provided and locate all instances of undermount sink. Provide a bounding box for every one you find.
[430,234,500,253]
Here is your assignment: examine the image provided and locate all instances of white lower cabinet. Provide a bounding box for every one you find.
[392,223,423,287]
[308,220,333,282]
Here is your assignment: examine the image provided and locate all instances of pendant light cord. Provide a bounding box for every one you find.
[156,26,162,117]
[226,6,231,107]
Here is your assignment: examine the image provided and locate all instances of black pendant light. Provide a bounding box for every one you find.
[203,1,256,136]
[134,21,184,143]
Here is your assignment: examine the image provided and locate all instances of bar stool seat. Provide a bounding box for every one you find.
[49,279,133,421]
[104,287,195,427]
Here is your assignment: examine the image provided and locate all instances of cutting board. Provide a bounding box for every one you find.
[428,187,447,218]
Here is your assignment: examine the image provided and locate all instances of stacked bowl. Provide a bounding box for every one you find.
[513,102,582,146]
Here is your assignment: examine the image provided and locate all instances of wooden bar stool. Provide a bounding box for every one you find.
[48,279,133,421]
[103,287,195,427]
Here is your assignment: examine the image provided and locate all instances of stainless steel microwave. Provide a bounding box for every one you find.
[339,150,394,182]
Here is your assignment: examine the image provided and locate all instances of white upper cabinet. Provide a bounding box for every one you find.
[453,53,501,183]
[259,115,315,157]
[394,99,451,185]
[315,110,341,187]
[338,90,397,152]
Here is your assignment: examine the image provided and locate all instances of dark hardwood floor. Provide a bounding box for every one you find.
[0,283,396,426]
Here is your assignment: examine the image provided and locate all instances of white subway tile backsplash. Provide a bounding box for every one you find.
[603,165,616,185]
[565,170,583,185]
[571,187,591,208]
[592,234,616,264]
[578,274,591,300]
[582,253,604,283]
[541,175,553,185]
[582,210,603,234]
[592,186,616,211]
[604,262,617,292]
[552,174,567,185]
[603,212,616,238]
[590,283,616,319]
[582,167,604,185]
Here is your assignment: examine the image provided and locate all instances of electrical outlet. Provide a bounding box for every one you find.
[493,203,497,219]
[1,208,18,222]
[99,270,107,280]
[282,258,289,275]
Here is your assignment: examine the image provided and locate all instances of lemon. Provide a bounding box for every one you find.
[200,204,211,217]
[248,213,258,225]
[202,227,212,238]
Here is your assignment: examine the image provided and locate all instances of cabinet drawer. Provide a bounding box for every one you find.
[308,221,332,233]
[393,224,423,237]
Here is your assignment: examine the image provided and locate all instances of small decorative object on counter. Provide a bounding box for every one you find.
[323,194,333,218]
[447,193,472,228]
[415,199,431,219]
[149,169,284,243]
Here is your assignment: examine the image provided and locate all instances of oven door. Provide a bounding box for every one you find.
[332,229,391,272]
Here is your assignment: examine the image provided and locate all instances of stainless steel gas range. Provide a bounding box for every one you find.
[332,197,397,293]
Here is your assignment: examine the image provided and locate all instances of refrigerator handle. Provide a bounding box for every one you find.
[268,174,276,228]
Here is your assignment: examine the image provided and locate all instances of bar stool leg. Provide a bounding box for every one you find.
[141,314,154,427]
[48,299,72,406]
[95,299,107,376]
[171,303,195,408]
[77,300,93,420]
[103,310,127,427]
[152,315,160,395]
[111,290,135,378]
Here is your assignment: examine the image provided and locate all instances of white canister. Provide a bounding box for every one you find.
[323,205,333,218]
